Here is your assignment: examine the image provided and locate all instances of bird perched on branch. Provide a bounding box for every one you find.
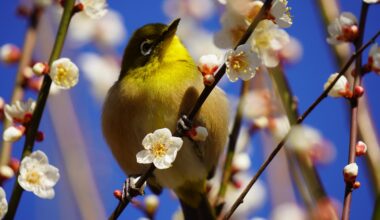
[102,19,229,219]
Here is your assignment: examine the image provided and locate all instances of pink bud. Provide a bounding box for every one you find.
[187,126,208,142]
[0,44,21,64]
[355,141,367,156]
[343,163,358,183]
[203,74,215,86]
[353,86,364,98]
[113,190,122,200]
[353,181,361,189]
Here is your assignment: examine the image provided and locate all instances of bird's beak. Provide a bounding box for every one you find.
[161,18,180,42]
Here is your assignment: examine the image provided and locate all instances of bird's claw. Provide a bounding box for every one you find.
[176,115,193,135]
[122,177,146,202]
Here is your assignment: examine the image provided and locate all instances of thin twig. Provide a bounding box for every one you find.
[0,6,43,167]
[108,0,275,219]
[342,3,369,220]
[4,1,76,219]
[223,29,380,220]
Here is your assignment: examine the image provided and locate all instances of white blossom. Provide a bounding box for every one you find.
[4,98,35,124]
[79,0,107,19]
[163,0,215,20]
[363,0,379,3]
[368,43,380,74]
[251,20,290,67]
[327,12,358,44]
[18,150,60,199]
[50,58,79,89]
[270,0,292,28]
[233,153,251,171]
[69,9,126,48]
[136,128,183,169]
[271,203,306,220]
[269,115,291,141]
[79,53,119,101]
[286,125,322,151]
[225,43,261,82]
[0,187,7,219]
[324,73,350,98]
[3,125,25,142]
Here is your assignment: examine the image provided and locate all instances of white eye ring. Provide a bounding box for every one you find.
[140,40,153,56]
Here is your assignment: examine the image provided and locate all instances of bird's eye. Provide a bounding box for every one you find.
[140,40,153,56]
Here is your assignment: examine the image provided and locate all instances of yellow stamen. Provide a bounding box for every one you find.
[151,143,167,158]
[26,171,41,185]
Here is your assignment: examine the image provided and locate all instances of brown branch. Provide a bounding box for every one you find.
[342,3,369,220]
[108,0,275,219]
[223,29,380,220]
[0,6,43,167]
[4,1,76,219]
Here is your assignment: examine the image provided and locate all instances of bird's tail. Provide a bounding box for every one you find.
[176,186,215,220]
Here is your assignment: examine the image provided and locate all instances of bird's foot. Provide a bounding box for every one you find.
[122,177,146,202]
[176,115,193,135]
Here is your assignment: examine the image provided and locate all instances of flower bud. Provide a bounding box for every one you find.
[353,181,361,189]
[32,62,49,76]
[355,141,367,156]
[113,189,122,200]
[144,195,159,215]
[188,126,208,142]
[203,74,215,86]
[3,125,25,142]
[343,163,358,183]
[198,54,219,76]
[353,86,364,98]
[0,44,21,64]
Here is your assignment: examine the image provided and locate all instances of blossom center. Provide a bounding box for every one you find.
[56,65,68,81]
[26,171,41,185]
[151,143,168,158]
[228,52,249,73]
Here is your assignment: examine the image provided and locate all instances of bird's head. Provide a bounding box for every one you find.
[119,19,191,80]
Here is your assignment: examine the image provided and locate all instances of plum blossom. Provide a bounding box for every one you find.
[0,187,7,219]
[250,20,290,67]
[79,53,119,101]
[136,128,183,169]
[69,9,126,48]
[225,44,261,82]
[270,0,292,28]
[79,0,108,19]
[4,98,35,124]
[327,12,358,44]
[50,58,79,89]
[323,73,351,98]
[18,150,60,199]
[3,125,25,142]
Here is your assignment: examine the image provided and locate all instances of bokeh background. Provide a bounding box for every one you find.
[0,0,379,219]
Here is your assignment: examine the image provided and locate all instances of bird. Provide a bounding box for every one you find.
[102,19,229,219]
